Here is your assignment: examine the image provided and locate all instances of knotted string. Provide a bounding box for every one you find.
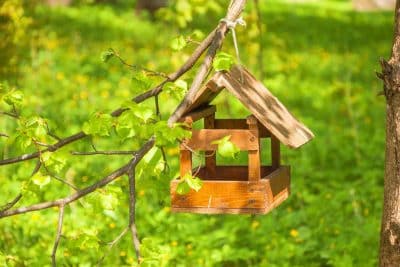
[220,16,246,81]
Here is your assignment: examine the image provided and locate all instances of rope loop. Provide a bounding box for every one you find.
[220,17,246,80]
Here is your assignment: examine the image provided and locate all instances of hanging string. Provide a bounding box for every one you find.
[220,17,246,80]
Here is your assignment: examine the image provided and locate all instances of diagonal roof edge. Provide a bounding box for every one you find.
[170,65,314,149]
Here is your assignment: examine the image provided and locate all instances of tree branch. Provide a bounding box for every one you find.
[51,205,65,267]
[98,227,129,266]
[0,194,22,213]
[0,137,155,218]
[128,163,140,261]
[71,150,136,156]
[0,132,87,166]
[168,0,247,125]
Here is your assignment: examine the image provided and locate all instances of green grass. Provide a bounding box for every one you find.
[0,0,394,266]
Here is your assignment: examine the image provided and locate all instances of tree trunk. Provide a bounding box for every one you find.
[379,1,400,266]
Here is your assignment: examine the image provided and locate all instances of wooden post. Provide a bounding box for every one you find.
[271,135,280,170]
[246,115,261,182]
[204,113,216,178]
[180,119,193,178]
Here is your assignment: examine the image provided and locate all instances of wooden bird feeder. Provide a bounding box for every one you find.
[170,66,314,214]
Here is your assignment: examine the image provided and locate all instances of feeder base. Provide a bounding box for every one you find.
[170,166,290,215]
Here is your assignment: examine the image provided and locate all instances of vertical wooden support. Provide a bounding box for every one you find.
[180,149,192,178]
[180,119,193,178]
[271,135,280,170]
[246,115,261,182]
[204,113,216,178]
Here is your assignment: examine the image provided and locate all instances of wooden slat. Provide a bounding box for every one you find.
[215,66,314,148]
[179,105,216,123]
[247,115,261,181]
[180,150,192,178]
[271,135,280,170]
[181,129,258,151]
[204,113,216,178]
[214,119,270,137]
[170,166,290,214]
[195,166,277,181]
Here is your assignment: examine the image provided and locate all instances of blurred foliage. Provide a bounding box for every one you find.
[0,0,392,266]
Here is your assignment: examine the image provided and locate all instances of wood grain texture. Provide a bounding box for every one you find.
[214,119,270,137]
[171,166,290,215]
[178,105,216,124]
[204,113,217,178]
[182,129,258,151]
[247,115,261,181]
[218,66,314,148]
[271,135,280,169]
[179,150,192,178]
[170,65,314,149]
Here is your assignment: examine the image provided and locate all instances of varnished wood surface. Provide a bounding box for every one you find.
[181,129,258,151]
[171,166,290,215]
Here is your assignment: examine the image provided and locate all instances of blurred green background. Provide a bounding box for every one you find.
[0,0,393,266]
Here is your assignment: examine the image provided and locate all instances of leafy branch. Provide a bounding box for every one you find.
[0,0,247,265]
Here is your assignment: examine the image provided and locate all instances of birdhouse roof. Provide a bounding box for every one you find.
[171,65,314,148]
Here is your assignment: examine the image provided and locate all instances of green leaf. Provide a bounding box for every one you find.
[184,173,203,192]
[82,112,113,136]
[2,89,24,107]
[176,180,191,195]
[101,49,114,62]
[211,135,240,158]
[32,173,51,188]
[165,79,188,100]
[132,71,153,93]
[100,193,119,210]
[213,52,234,71]
[170,35,187,51]
[133,108,153,123]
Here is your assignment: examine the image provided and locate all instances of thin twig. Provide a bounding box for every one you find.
[71,150,136,156]
[0,133,9,138]
[0,132,87,166]
[128,166,140,262]
[0,137,155,218]
[31,160,42,176]
[111,49,169,79]
[0,111,18,118]
[159,147,170,173]
[51,204,65,267]
[43,165,79,191]
[168,0,247,125]
[0,194,22,213]
[97,227,129,266]
[46,124,62,141]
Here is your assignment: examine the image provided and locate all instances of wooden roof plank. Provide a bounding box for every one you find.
[174,65,314,149]
[215,66,314,148]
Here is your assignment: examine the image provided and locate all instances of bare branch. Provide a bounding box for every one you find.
[111,49,169,79]
[98,227,129,266]
[160,147,169,173]
[128,166,140,262]
[31,160,42,176]
[0,194,22,213]
[71,150,136,156]
[43,165,79,191]
[51,205,65,267]
[0,133,9,138]
[0,137,155,218]
[0,132,87,166]
[168,0,247,125]
[0,111,18,118]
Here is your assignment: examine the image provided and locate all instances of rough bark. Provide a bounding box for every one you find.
[379,1,400,266]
